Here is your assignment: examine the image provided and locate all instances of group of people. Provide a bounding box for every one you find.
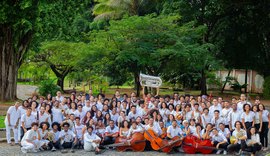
[4,89,269,155]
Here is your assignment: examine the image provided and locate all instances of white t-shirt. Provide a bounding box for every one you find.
[128,111,140,120]
[5,106,20,126]
[127,126,143,137]
[110,113,119,123]
[74,110,86,119]
[52,107,63,123]
[84,132,101,143]
[59,130,76,142]
[21,129,38,143]
[209,105,222,117]
[83,105,91,113]
[262,110,269,122]
[74,124,84,139]
[104,126,119,134]
[19,106,27,118]
[232,129,247,144]
[219,128,230,138]
[21,114,36,128]
[229,111,241,129]
[167,125,183,138]
[39,113,50,124]
[211,132,227,143]
[241,111,255,122]
[201,114,212,128]
[237,101,252,112]
[221,108,232,125]
[211,117,224,130]
[144,124,162,136]
[50,130,60,142]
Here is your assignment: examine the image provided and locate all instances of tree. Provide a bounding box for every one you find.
[0,0,40,101]
[34,41,88,91]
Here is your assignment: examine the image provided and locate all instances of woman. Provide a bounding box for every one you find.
[117,111,129,128]
[182,120,191,137]
[165,114,175,128]
[90,105,97,118]
[102,105,110,116]
[258,104,269,150]
[95,119,106,141]
[103,113,111,127]
[93,111,103,123]
[168,104,176,116]
[18,100,29,141]
[119,120,130,138]
[227,121,247,155]
[191,103,201,124]
[202,123,213,140]
[246,127,262,156]
[68,102,77,115]
[45,104,52,129]
[110,100,117,110]
[159,102,169,121]
[82,111,92,125]
[252,105,262,133]
[30,101,39,122]
[241,104,255,130]
[38,122,50,150]
[193,123,203,139]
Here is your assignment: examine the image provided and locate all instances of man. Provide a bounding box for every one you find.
[75,104,86,119]
[211,110,224,130]
[21,122,44,153]
[144,118,162,136]
[127,121,143,138]
[59,122,77,153]
[228,103,241,131]
[103,120,119,145]
[128,105,140,121]
[209,99,222,117]
[83,100,92,112]
[62,114,75,130]
[38,106,49,124]
[110,108,119,123]
[211,128,229,154]
[52,101,64,124]
[21,108,36,139]
[5,101,21,145]
[85,89,93,100]
[167,120,183,139]
[84,126,102,154]
[219,123,231,141]
[221,101,232,128]
[48,122,61,151]
[56,91,64,103]
[237,94,252,112]
[74,117,84,149]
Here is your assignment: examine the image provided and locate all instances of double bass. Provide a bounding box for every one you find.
[104,132,146,152]
[182,135,218,154]
[144,128,182,153]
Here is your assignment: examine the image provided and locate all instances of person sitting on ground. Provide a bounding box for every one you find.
[103,120,119,145]
[84,126,102,154]
[166,120,183,140]
[21,122,44,153]
[127,121,144,139]
[48,122,61,151]
[211,128,229,155]
[38,122,50,150]
[59,122,77,153]
[246,127,262,156]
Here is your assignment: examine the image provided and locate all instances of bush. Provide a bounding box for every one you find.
[263,76,270,99]
[38,79,61,97]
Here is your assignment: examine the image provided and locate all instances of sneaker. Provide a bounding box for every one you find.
[21,147,28,154]
[236,149,242,155]
[70,149,75,153]
[39,147,44,151]
[216,150,222,154]
[263,147,269,151]
[32,149,38,153]
[223,150,227,155]
[51,147,56,152]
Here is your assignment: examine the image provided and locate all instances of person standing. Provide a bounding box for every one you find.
[5,101,21,145]
[258,104,269,150]
[21,108,36,139]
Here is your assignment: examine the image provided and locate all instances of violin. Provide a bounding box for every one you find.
[159,136,182,153]
[104,132,146,152]
[182,135,217,154]
[144,129,168,151]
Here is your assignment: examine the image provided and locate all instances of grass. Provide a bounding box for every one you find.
[0,116,5,128]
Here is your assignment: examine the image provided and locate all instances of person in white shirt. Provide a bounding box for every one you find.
[246,127,262,156]
[166,120,183,139]
[258,103,269,150]
[221,101,232,128]
[84,126,102,153]
[56,91,64,103]
[144,118,162,136]
[193,123,203,139]
[128,105,140,121]
[83,100,92,112]
[237,94,252,112]
[52,101,64,124]
[110,108,119,123]
[75,104,86,119]
[211,110,224,130]
[103,120,119,145]
[227,121,247,155]
[18,100,29,142]
[38,122,50,150]
[201,108,212,129]
[48,122,61,151]
[5,101,21,145]
[127,121,143,138]
[229,103,241,131]
[38,106,49,124]
[74,117,84,149]
[21,122,44,153]
[211,128,228,154]
[209,99,222,117]
[219,123,230,141]
[21,108,36,140]
[241,104,255,130]
[59,122,77,153]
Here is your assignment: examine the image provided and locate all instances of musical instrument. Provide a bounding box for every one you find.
[159,136,182,153]
[139,73,162,88]
[230,136,237,144]
[47,132,55,141]
[182,135,217,154]
[104,132,146,152]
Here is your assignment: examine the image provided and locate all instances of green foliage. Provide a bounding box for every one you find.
[38,79,61,96]
[263,76,270,99]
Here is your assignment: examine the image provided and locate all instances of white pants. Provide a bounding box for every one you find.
[5,123,18,144]
[84,141,99,151]
[21,139,44,150]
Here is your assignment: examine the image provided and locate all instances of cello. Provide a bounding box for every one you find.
[182,135,222,154]
[104,132,146,152]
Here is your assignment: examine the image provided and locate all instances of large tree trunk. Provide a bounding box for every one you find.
[50,65,71,92]
[0,26,18,101]
[133,72,141,97]
[200,69,207,95]
[57,76,65,91]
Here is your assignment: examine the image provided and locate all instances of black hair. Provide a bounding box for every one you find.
[31,122,39,127]
[243,103,251,112]
[51,122,61,131]
[62,122,70,127]
[214,110,220,113]
[30,101,39,108]
[39,122,50,129]
[234,121,243,129]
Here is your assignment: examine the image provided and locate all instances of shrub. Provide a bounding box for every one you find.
[38,79,61,97]
[263,76,270,99]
